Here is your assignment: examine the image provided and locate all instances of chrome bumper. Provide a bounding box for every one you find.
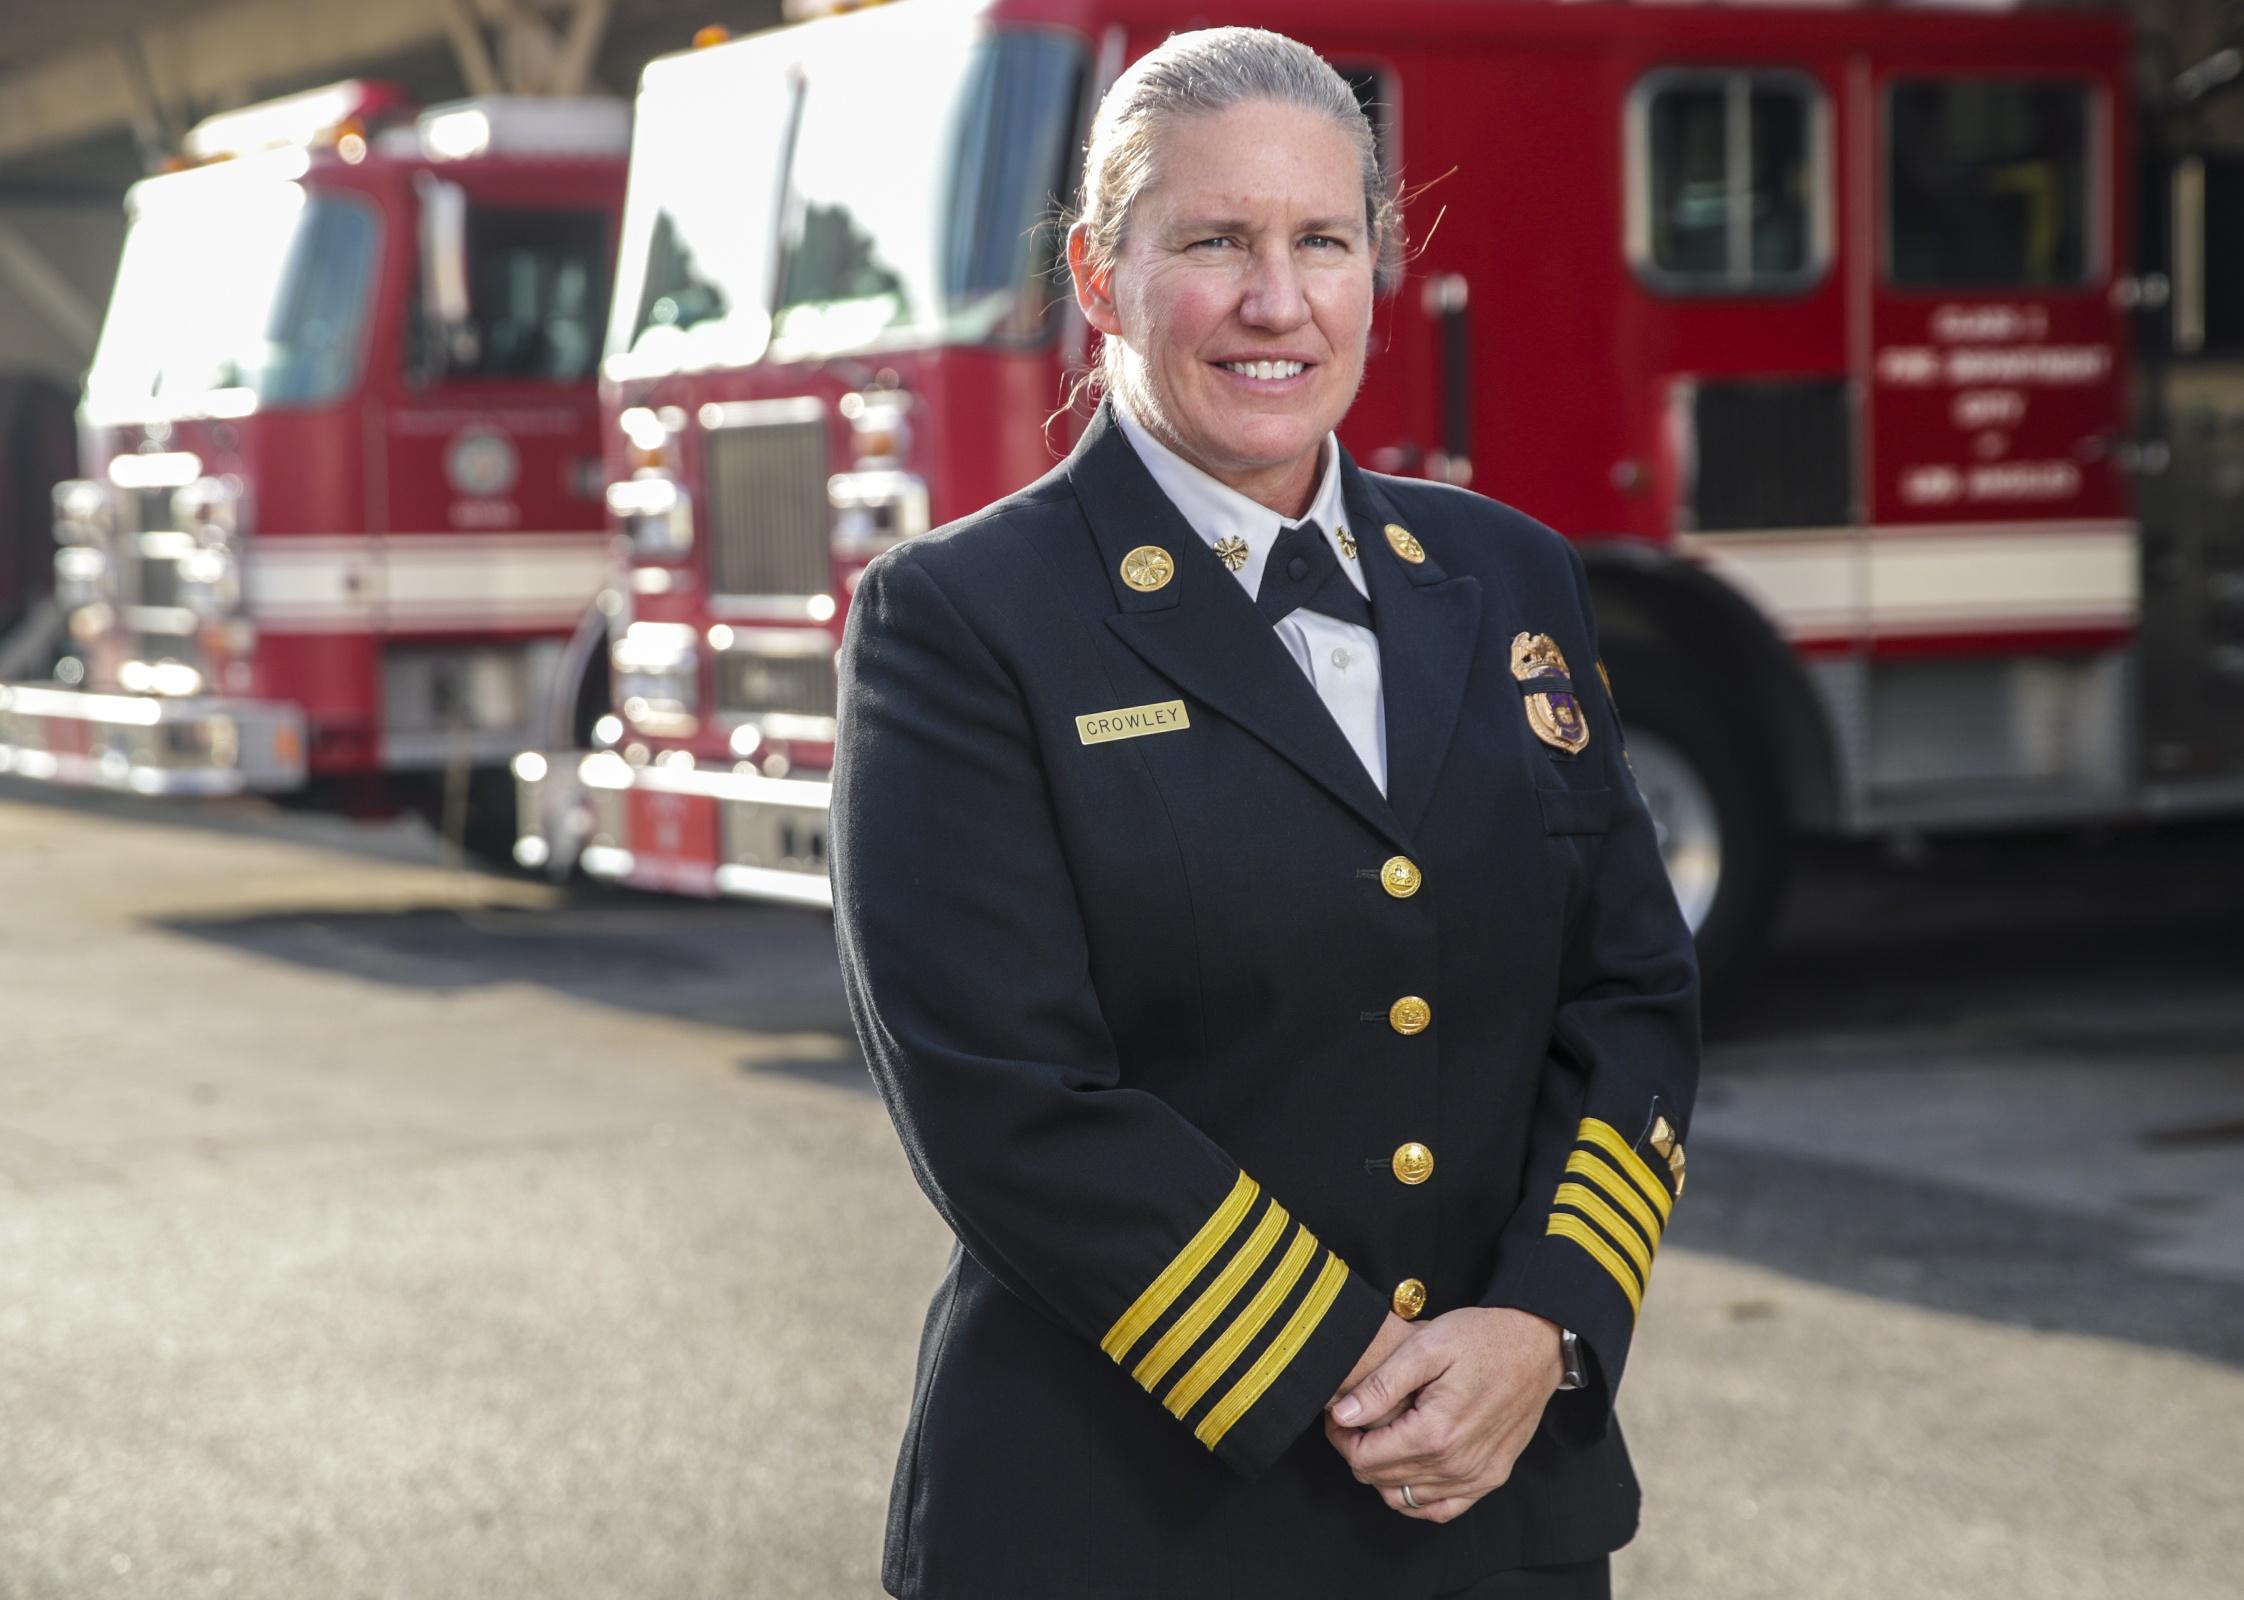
[512,748,832,909]
[0,682,307,796]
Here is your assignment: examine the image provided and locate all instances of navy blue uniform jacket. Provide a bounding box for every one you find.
[832,400,1700,1600]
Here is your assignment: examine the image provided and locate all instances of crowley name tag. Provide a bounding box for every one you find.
[1076,699,1191,745]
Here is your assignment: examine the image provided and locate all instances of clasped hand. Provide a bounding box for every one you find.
[1321,1306,1564,1523]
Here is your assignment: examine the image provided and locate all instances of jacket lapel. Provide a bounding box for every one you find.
[1066,402,1408,850]
[1339,451,1484,840]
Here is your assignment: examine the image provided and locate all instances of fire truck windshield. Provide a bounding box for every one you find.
[609,18,1082,374]
[85,171,379,423]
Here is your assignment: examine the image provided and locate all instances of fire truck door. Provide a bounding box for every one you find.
[1856,67,2136,800]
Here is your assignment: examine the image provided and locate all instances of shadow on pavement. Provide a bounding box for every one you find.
[1673,1136,2244,1375]
[152,897,858,1042]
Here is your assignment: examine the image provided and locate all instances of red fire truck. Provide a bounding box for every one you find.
[0,81,627,859]
[516,0,2240,982]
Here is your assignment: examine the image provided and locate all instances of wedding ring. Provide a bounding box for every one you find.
[1401,1483,1421,1510]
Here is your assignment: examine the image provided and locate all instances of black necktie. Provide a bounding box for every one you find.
[1253,520,1372,629]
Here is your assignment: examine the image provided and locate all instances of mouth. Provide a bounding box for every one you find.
[1212,358,1313,387]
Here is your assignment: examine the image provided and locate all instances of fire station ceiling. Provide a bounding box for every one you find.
[0,0,785,190]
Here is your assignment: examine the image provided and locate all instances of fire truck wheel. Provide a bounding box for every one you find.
[1604,655,1785,1000]
[406,768,531,874]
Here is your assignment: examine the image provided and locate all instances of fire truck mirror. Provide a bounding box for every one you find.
[414,175,476,381]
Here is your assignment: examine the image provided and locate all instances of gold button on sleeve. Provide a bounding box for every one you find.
[1379,856,1422,898]
[1388,996,1431,1035]
[1393,1142,1433,1185]
[1391,1278,1428,1319]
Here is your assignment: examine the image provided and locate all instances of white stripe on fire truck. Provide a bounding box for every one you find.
[244,534,609,630]
[1680,521,2136,644]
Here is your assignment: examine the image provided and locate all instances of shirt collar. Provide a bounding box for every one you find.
[1112,399,1359,599]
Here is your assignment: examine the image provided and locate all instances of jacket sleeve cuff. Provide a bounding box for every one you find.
[1198,1263,1390,1480]
[1484,1113,1683,1444]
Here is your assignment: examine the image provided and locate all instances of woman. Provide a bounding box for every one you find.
[832,26,1698,1600]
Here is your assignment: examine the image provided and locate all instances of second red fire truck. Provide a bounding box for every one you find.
[0,81,628,860]
[516,0,2241,985]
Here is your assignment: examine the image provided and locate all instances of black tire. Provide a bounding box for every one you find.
[400,766,530,874]
[1600,645,1787,1002]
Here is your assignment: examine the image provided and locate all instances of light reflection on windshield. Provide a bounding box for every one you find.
[86,170,379,420]
[608,16,1081,375]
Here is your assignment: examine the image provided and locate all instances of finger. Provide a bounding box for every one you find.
[1377,1483,1480,1523]
[1329,1335,1449,1429]
[1386,1487,1480,1524]
[1334,1405,1435,1477]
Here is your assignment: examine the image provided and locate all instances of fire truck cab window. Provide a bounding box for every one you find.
[87,180,380,416]
[444,208,609,383]
[1887,79,2092,289]
[772,27,1082,353]
[1631,70,1825,293]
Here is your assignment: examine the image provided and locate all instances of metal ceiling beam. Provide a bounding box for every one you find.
[0,0,611,168]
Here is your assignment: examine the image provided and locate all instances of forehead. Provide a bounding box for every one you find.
[1139,100,1364,222]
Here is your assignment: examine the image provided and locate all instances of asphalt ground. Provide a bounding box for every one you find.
[2,778,2240,1599]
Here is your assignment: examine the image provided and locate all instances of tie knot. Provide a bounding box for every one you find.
[1254,518,1371,630]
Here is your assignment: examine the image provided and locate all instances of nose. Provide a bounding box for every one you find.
[1237,243,1311,332]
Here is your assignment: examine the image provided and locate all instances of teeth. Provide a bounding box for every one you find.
[1222,360,1305,380]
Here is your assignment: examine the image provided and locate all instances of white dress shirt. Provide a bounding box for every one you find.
[1113,403,1389,797]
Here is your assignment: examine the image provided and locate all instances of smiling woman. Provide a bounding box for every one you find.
[833,26,1698,1600]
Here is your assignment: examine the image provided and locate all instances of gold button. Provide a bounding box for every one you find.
[1393,1142,1433,1184]
[1379,855,1422,898]
[1388,996,1431,1035]
[1392,1278,1428,1320]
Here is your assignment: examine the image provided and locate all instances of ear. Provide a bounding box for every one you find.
[1066,223,1124,339]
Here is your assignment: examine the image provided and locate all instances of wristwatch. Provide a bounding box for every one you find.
[1556,1327,1586,1392]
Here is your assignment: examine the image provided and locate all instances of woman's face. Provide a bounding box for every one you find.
[1070,98,1377,514]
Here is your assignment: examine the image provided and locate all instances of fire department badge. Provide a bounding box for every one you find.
[1510,631,1590,754]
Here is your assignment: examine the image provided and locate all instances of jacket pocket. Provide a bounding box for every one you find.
[1536,784,1613,835]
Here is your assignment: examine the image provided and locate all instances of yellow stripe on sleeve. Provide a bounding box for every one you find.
[1566,1149,1665,1248]
[1554,1182,1654,1278]
[1162,1224,1317,1419]
[1131,1199,1290,1390]
[1546,1213,1644,1316]
[1576,1120,1674,1222]
[1195,1250,1350,1449]
[1101,1171,1260,1362]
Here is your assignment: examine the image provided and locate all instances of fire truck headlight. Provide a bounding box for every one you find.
[177,544,243,617]
[829,470,930,559]
[610,621,699,732]
[840,390,912,466]
[53,480,111,543]
[54,546,109,608]
[606,472,693,559]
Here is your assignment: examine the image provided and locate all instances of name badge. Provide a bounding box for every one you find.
[1076,699,1191,745]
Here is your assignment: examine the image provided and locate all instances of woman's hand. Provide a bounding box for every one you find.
[1321,1307,1565,1523]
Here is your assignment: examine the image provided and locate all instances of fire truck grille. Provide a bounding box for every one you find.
[1691,379,1853,532]
[715,649,837,722]
[703,411,831,598]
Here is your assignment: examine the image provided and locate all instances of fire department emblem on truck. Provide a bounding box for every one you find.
[446,427,520,498]
[1511,631,1590,755]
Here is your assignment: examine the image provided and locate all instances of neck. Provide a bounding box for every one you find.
[1122,392,1325,521]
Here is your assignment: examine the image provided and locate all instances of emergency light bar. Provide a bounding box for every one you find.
[182,80,408,162]
[416,97,633,163]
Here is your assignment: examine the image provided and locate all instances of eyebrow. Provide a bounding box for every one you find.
[1167,215,1364,237]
